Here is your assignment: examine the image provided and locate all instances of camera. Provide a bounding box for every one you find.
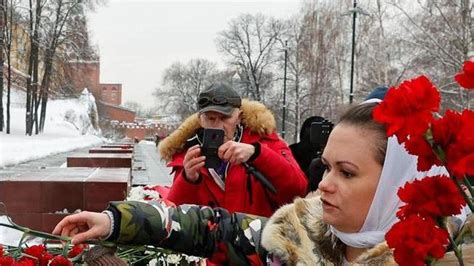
[307,119,333,192]
[310,119,334,149]
[201,128,224,168]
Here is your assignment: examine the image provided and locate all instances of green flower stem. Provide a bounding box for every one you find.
[130,252,157,264]
[0,220,190,264]
[117,246,165,265]
[424,129,446,162]
[454,179,474,212]
[438,218,464,266]
[455,223,471,245]
[2,246,21,257]
[117,245,171,255]
[0,221,116,248]
[61,242,70,257]
[448,233,464,266]
[462,176,474,197]
[0,222,71,242]
[119,246,182,264]
[144,245,171,253]
[18,232,28,249]
[427,258,436,266]
[117,246,145,257]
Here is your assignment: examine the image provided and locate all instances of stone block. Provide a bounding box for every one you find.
[101,144,133,149]
[67,153,132,168]
[8,213,43,232]
[83,168,130,212]
[89,148,133,154]
[0,181,42,213]
[41,182,83,213]
[0,168,130,232]
[42,213,69,233]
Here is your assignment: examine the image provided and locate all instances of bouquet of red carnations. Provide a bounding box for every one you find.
[374,60,474,266]
[0,243,84,266]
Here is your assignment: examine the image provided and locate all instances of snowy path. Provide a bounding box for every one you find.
[132,141,173,186]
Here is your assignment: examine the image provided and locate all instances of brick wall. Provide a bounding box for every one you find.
[64,61,100,96]
[99,83,122,105]
[97,101,135,122]
[120,125,174,141]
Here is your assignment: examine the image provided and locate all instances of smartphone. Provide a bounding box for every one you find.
[201,128,225,168]
[310,120,333,148]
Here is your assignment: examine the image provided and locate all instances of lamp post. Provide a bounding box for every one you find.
[0,0,4,132]
[282,40,288,139]
[347,0,368,104]
[349,0,357,104]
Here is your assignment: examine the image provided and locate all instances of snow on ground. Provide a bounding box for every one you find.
[0,89,104,167]
[0,88,105,244]
[0,215,43,247]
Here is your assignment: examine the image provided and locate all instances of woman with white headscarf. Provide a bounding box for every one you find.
[53,102,472,265]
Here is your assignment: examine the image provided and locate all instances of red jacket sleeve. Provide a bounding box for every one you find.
[165,153,205,205]
[250,135,308,205]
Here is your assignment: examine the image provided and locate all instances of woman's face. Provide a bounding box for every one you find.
[318,124,383,233]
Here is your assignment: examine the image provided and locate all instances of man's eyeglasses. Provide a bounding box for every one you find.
[198,95,241,108]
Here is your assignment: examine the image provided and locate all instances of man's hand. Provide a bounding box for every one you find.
[183,145,205,182]
[218,141,255,165]
[52,211,111,245]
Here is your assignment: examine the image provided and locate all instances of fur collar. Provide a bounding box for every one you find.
[158,99,276,161]
[261,194,396,265]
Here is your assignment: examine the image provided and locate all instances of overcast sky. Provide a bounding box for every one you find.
[87,0,300,109]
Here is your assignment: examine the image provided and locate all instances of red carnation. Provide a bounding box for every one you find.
[23,245,45,258]
[13,259,35,266]
[67,244,84,258]
[432,109,474,178]
[22,245,53,266]
[373,75,440,143]
[0,256,15,266]
[386,215,449,266]
[397,175,465,219]
[455,60,474,89]
[404,134,443,171]
[49,256,72,266]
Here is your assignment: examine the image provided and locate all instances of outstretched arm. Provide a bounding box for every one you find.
[53,211,111,244]
[54,200,268,265]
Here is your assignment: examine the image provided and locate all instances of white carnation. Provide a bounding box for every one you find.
[127,186,146,201]
[165,254,182,264]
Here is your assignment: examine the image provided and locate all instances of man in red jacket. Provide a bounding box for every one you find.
[159,82,308,218]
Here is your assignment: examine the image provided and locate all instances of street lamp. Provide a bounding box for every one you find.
[281,40,288,139]
[345,0,369,104]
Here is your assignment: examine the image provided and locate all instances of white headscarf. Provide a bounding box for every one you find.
[330,101,452,248]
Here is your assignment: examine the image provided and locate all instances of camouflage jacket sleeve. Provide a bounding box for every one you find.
[106,200,268,265]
